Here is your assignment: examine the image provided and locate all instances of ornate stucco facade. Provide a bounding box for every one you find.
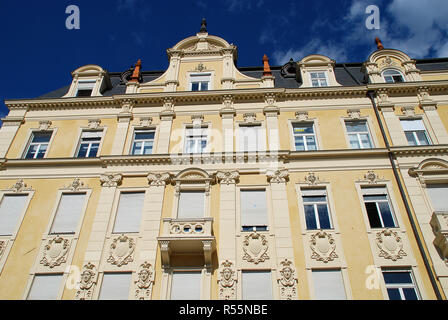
[0,23,448,300]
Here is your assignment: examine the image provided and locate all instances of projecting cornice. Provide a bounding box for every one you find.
[390,145,448,157]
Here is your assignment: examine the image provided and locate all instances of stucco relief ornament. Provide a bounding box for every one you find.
[243,113,257,124]
[134,261,155,300]
[376,229,407,261]
[218,260,237,300]
[87,119,101,130]
[147,172,171,186]
[139,117,153,127]
[39,236,70,268]
[216,171,239,185]
[107,234,136,267]
[277,259,298,300]
[310,231,338,263]
[266,169,289,184]
[39,120,52,131]
[100,173,123,187]
[242,232,270,264]
[0,240,6,259]
[304,172,320,186]
[363,170,384,184]
[347,109,361,119]
[65,178,84,191]
[402,106,416,117]
[75,262,97,300]
[295,111,309,121]
[9,179,32,193]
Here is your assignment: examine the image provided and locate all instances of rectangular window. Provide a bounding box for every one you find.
[98,273,132,300]
[27,274,63,300]
[426,184,448,212]
[184,127,208,154]
[190,73,211,91]
[242,271,273,300]
[345,120,373,149]
[177,191,205,219]
[241,190,268,231]
[112,192,145,233]
[292,123,317,151]
[382,269,420,300]
[310,72,328,87]
[76,131,102,158]
[312,269,346,300]
[131,130,155,155]
[50,193,86,234]
[24,131,52,159]
[0,194,28,236]
[76,80,95,97]
[239,125,264,152]
[302,189,332,230]
[401,119,431,146]
[171,271,201,300]
[362,187,397,228]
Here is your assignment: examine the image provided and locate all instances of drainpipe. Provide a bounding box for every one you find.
[367,90,443,300]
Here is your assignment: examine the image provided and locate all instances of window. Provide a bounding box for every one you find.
[190,73,211,91]
[177,191,205,219]
[184,126,208,154]
[345,120,373,149]
[312,269,346,300]
[382,69,404,84]
[24,131,52,159]
[310,72,328,87]
[98,273,132,300]
[171,271,201,300]
[362,187,397,229]
[27,274,63,300]
[0,194,28,236]
[302,189,332,230]
[239,125,264,152]
[76,131,102,158]
[401,119,431,146]
[240,190,268,231]
[50,193,86,234]
[426,184,448,212]
[131,130,155,155]
[242,271,273,300]
[292,123,317,151]
[112,192,145,233]
[76,80,95,97]
[382,269,420,300]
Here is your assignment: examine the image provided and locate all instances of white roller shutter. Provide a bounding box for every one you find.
[241,190,268,227]
[171,271,201,300]
[98,273,132,300]
[401,119,426,131]
[177,191,205,219]
[427,184,448,212]
[27,274,63,300]
[50,193,85,234]
[312,270,346,300]
[242,271,273,300]
[0,194,27,236]
[113,192,145,233]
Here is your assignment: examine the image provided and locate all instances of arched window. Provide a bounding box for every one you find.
[382,69,405,83]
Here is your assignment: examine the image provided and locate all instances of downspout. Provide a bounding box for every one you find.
[367,90,443,300]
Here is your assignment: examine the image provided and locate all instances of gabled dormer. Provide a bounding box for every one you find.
[363,39,422,84]
[63,65,111,97]
[298,54,342,88]
[128,19,273,94]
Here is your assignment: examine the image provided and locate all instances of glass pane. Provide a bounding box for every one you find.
[405,132,417,146]
[387,288,402,300]
[77,144,88,157]
[303,196,327,203]
[403,288,418,300]
[304,205,317,230]
[87,144,99,157]
[32,132,52,143]
[346,121,367,133]
[36,145,47,158]
[132,141,143,155]
[360,133,372,148]
[135,132,154,140]
[363,195,387,201]
[415,131,430,145]
[201,140,207,151]
[365,202,382,228]
[191,82,199,91]
[319,79,328,86]
[143,142,153,155]
[25,145,38,159]
[295,137,305,151]
[317,204,331,229]
[306,136,317,150]
[349,134,360,149]
[378,202,396,227]
[200,82,208,91]
[312,80,319,87]
[293,124,314,134]
[383,272,412,284]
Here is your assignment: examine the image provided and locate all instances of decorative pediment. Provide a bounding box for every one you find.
[174,168,213,183]
[409,158,448,177]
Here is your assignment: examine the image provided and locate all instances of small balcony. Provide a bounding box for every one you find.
[430,211,448,261]
[157,217,215,267]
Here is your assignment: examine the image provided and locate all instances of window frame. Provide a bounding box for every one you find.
[236,122,267,152]
[381,268,421,300]
[239,188,269,232]
[310,268,348,300]
[400,118,432,146]
[23,130,54,159]
[131,128,156,155]
[75,130,104,158]
[25,273,66,300]
[75,80,96,97]
[290,121,319,151]
[97,272,133,300]
[240,270,274,300]
[188,72,213,92]
[344,119,375,149]
[164,267,206,300]
[309,71,329,87]
[361,187,398,229]
[301,188,334,230]
[183,125,209,154]
[382,69,405,84]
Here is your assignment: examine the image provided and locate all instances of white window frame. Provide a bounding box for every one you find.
[382,69,405,84]
[239,189,269,232]
[400,118,432,146]
[309,268,350,300]
[301,188,333,230]
[381,268,421,300]
[130,128,156,155]
[236,123,267,152]
[163,267,208,300]
[183,125,209,154]
[240,270,274,300]
[125,123,159,156]
[97,272,133,300]
[75,130,104,158]
[309,71,329,87]
[188,72,212,91]
[344,119,374,149]
[361,186,398,229]
[25,273,66,300]
[75,80,96,97]
[22,130,54,159]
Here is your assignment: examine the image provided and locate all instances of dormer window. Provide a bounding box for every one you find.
[382,69,404,83]
[310,72,328,87]
[75,80,95,97]
[190,73,211,91]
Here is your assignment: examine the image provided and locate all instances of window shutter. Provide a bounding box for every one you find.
[77,81,95,90]
[312,270,346,300]
[27,274,63,300]
[301,189,327,197]
[242,271,273,300]
[427,184,448,211]
[241,190,268,227]
[113,192,145,233]
[401,119,425,131]
[362,187,387,195]
[98,273,132,300]
[171,271,201,300]
[50,193,85,234]
[239,126,263,151]
[177,191,205,219]
[0,194,27,236]
[81,131,102,139]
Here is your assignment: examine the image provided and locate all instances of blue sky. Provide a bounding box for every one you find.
[0,0,447,118]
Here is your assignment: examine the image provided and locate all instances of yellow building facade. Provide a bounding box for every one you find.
[0,23,447,300]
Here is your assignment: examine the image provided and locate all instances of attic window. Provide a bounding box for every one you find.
[310,72,328,87]
[76,80,95,97]
[382,69,404,83]
[190,73,211,91]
